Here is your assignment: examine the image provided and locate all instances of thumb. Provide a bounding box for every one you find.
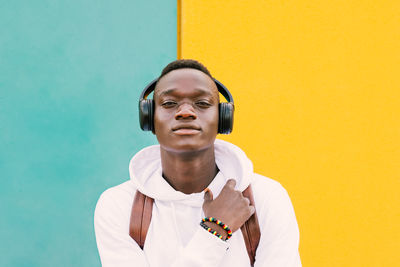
[203,188,214,202]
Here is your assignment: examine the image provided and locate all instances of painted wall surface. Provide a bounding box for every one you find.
[1,1,176,266]
[180,0,400,266]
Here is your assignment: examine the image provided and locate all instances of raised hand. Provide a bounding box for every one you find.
[202,179,255,233]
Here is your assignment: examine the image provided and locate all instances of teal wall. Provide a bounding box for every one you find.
[0,1,176,265]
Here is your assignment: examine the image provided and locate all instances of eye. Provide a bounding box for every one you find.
[195,101,212,108]
[161,100,177,108]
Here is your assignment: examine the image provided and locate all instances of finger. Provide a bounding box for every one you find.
[203,188,214,202]
[248,205,256,216]
[225,179,236,189]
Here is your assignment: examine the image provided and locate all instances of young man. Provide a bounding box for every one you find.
[94,59,301,266]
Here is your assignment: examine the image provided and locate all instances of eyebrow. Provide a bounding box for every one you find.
[157,88,214,98]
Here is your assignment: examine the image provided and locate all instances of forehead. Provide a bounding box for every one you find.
[154,68,218,98]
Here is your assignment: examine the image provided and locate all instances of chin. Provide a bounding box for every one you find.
[161,139,215,154]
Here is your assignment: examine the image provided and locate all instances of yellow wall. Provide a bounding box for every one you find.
[180,0,400,266]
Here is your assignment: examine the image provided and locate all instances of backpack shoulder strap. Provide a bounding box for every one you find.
[240,185,261,266]
[129,186,261,266]
[129,190,154,249]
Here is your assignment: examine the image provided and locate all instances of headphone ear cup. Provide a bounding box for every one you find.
[139,99,154,132]
[218,102,234,134]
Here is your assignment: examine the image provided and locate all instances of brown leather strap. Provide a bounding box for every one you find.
[129,190,154,249]
[240,185,261,266]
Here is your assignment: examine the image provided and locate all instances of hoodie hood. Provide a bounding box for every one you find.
[129,139,254,204]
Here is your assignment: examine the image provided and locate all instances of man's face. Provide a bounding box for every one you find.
[154,68,219,153]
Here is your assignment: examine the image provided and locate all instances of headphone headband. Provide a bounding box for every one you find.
[139,78,234,104]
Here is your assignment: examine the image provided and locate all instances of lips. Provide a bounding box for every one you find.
[172,124,201,135]
[172,124,201,131]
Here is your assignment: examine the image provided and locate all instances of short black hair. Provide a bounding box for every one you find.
[159,59,213,79]
[153,59,218,101]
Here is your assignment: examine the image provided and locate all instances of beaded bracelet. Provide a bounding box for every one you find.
[201,217,233,240]
[200,221,226,240]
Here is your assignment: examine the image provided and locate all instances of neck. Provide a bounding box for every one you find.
[160,145,218,194]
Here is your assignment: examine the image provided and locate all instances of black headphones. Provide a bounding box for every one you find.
[139,77,234,134]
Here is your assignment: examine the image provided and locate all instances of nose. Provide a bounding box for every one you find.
[175,103,197,120]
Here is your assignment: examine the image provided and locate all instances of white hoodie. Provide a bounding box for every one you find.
[94,139,301,266]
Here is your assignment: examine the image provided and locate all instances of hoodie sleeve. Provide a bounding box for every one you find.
[253,180,302,267]
[171,226,230,267]
[94,190,150,267]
